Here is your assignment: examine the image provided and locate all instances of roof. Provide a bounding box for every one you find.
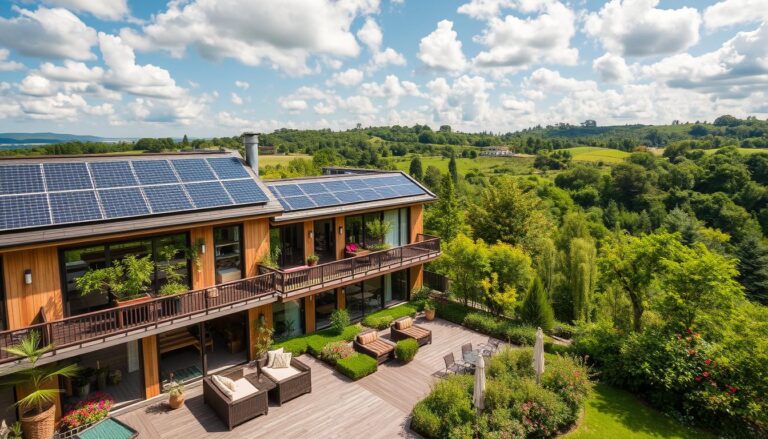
[0,151,283,248]
[265,170,436,222]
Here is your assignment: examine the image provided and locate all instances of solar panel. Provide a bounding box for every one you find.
[323,181,350,192]
[207,157,250,179]
[171,159,216,182]
[335,190,363,203]
[344,179,369,190]
[0,164,44,195]
[0,194,50,229]
[298,182,327,195]
[373,187,398,198]
[132,160,178,185]
[357,189,379,201]
[223,179,269,204]
[185,182,233,208]
[49,191,102,224]
[44,163,92,191]
[285,196,316,210]
[275,184,304,197]
[143,185,192,213]
[98,188,150,219]
[90,162,138,188]
[309,193,341,206]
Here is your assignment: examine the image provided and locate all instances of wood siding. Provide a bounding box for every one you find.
[335,215,346,260]
[409,204,424,244]
[409,265,424,294]
[190,226,215,289]
[244,218,270,277]
[2,247,63,328]
[142,335,160,399]
[304,221,314,261]
[304,296,315,334]
[336,287,345,310]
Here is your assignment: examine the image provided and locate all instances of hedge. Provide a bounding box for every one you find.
[435,300,537,346]
[273,324,361,356]
[395,339,419,363]
[336,353,377,380]
[361,303,419,329]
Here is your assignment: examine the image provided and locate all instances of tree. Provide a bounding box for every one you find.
[409,155,424,181]
[488,242,533,295]
[468,175,552,256]
[735,234,768,304]
[435,234,490,306]
[481,273,517,317]
[426,175,464,242]
[568,238,597,322]
[448,154,459,185]
[181,134,189,147]
[520,277,555,332]
[423,165,442,191]
[313,148,344,168]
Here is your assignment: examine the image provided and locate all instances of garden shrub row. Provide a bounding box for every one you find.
[395,339,419,363]
[336,353,378,380]
[273,324,361,356]
[411,348,591,438]
[361,303,419,329]
[436,300,537,346]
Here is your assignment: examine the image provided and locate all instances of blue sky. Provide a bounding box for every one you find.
[0,0,766,137]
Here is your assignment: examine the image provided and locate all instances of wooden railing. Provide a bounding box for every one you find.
[0,272,276,366]
[260,234,441,295]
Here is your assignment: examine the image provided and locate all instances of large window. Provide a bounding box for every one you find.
[271,223,305,268]
[344,277,385,320]
[62,233,190,316]
[314,290,337,330]
[272,299,305,340]
[313,219,335,263]
[214,225,244,284]
[385,270,409,306]
[345,208,409,249]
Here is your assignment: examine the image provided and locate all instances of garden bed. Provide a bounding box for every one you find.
[272,324,361,356]
[336,353,378,380]
[435,299,538,346]
[361,303,419,329]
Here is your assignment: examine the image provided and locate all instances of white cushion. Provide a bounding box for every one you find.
[231,378,259,402]
[261,365,301,382]
[267,347,284,368]
[211,375,235,399]
[272,352,292,368]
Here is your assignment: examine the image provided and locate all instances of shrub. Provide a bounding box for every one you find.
[571,321,625,385]
[362,315,394,330]
[411,286,432,310]
[362,303,418,329]
[330,309,350,334]
[504,325,537,346]
[510,380,570,438]
[541,354,592,422]
[336,353,377,380]
[520,277,555,333]
[435,300,470,323]
[318,341,353,365]
[60,392,114,432]
[306,325,361,355]
[410,375,474,438]
[552,321,577,339]
[411,401,441,438]
[395,339,419,363]
[463,312,503,335]
[272,337,309,356]
[544,341,572,355]
[476,409,526,439]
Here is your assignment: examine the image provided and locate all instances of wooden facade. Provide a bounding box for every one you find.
[142,335,160,398]
[2,247,63,328]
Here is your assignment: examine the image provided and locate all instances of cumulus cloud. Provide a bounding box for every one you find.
[119,0,379,75]
[230,92,243,105]
[327,68,364,87]
[42,0,129,20]
[234,80,250,90]
[127,96,208,125]
[704,0,768,29]
[357,17,383,51]
[500,95,535,114]
[0,49,23,71]
[584,0,700,57]
[39,60,104,82]
[19,75,55,97]
[0,7,98,60]
[593,53,634,83]
[418,20,467,71]
[457,0,515,20]
[471,1,578,71]
[426,75,494,124]
[355,17,406,72]
[361,74,421,107]
[342,95,377,114]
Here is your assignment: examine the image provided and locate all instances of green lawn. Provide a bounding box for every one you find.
[703,147,768,155]
[391,154,535,176]
[564,147,630,164]
[259,154,312,167]
[564,383,712,439]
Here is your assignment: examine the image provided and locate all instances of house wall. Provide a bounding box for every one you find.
[2,246,63,328]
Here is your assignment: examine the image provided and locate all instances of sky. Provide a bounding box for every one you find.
[0,0,766,138]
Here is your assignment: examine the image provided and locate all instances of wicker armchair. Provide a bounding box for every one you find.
[390,317,432,346]
[203,368,268,430]
[353,329,395,364]
[260,357,312,406]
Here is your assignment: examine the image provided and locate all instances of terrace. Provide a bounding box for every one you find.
[0,235,440,370]
[115,317,489,438]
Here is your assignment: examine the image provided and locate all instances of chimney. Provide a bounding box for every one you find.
[242,132,259,176]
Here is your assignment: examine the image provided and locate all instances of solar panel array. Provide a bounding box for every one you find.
[0,157,270,232]
[267,174,427,212]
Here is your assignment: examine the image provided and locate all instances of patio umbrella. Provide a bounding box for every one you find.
[533,327,545,384]
[473,355,486,412]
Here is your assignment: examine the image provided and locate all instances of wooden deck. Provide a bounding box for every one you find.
[116,317,496,439]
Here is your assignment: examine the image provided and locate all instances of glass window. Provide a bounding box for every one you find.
[384,210,399,247]
[155,234,190,291]
[0,257,6,331]
[214,225,243,284]
[272,300,305,340]
[363,277,383,315]
[313,219,335,263]
[63,245,109,315]
[271,223,305,268]
[345,215,363,246]
[399,208,409,245]
[385,270,409,306]
[314,290,337,330]
[344,283,364,321]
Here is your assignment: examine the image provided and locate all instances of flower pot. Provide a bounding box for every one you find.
[20,403,56,439]
[169,393,185,410]
[307,259,318,267]
[75,382,91,397]
[425,308,436,321]
[206,287,219,299]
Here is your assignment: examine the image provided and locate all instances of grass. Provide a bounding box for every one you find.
[361,303,419,329]
[272,324,361,356]
[258,154,312,167]
[390,154,535,176]
[564,383,713,439]
[564,147,630,164]
[336,353,378,380]
[703,147,768,155]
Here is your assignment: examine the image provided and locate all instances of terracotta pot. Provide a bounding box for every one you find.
[424,308,436,321]
[169,393,185,409]
[20,403,56,439]
[307,259,317,267]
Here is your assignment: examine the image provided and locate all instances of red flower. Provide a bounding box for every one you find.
[695,376,702,382]
[705,359,711,365]
[703,371,709,377]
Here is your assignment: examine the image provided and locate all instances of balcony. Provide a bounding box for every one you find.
[0,273,277,368]
[260,233,441,298]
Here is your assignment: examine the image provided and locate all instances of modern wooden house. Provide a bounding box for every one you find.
[0,136,439,420]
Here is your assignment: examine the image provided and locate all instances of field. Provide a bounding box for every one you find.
[259,154,312,167]
[390,154,535,176]
[704,147,768,155]
[564,147,630,163]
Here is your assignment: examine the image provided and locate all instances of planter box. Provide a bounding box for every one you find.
[114,294,152,327]
[345,249,371,258]
[114,294,152,307]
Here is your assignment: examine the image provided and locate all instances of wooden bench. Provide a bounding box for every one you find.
[159,329,213,354]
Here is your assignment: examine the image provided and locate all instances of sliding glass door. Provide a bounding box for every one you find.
[313,219,335,263]
[314,290,337,330]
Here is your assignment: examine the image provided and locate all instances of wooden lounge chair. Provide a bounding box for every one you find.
[259,357,312,405]
[353,329,395,364]
[390,317,432,346]
[203,368,268,430]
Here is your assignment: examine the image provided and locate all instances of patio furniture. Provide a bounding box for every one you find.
[159,328,213,354]
[354,329,395,364]
[74,418,138,439]
[259,357,312,405]
[478,337,501,356]
[443,353,469,375]
[390,317,432,346]
[203,368,268,430]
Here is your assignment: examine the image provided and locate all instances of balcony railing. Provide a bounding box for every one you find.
[0,272,277,366]
[260,233,441,296]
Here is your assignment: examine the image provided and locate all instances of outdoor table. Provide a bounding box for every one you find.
[462,349,483,368]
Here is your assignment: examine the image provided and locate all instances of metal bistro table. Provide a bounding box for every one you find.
[462,349,484,369]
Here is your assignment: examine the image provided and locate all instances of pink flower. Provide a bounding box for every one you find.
[705,359,712,365]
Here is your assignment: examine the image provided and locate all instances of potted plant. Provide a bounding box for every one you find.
[424,299,436,321]
[0,331,79,439]
[306,254,320,267]
[107,369,122,386]
[95,361,108,390]
[345,243,370,258]
[74,367,95,397]
[166,378,184,410]
[253,326,274,369]
[0,420,22,439]
[75,255,154,307]
[365,218,392,251]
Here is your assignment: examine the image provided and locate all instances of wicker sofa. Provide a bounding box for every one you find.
[353,329,395,364]
[390,316,432,346]
[203,368,268,430]
[259,357,312,406]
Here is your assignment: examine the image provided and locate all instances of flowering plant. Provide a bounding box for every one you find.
[345,243,360,253]
[59,392,114,432]
[319,341,354,365]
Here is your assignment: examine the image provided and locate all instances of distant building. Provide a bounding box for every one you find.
[480,146,515,157]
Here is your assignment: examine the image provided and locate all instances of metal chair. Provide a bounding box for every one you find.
[443,353,468,375]
[461,343,473,359]
[479,337,501,356]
